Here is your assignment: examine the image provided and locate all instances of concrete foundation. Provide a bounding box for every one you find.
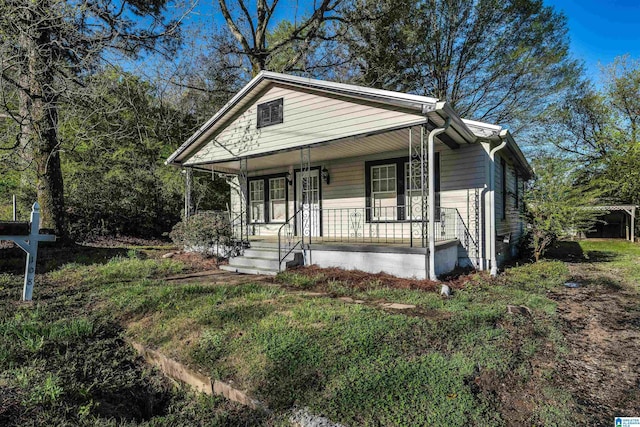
[306,240,459,279]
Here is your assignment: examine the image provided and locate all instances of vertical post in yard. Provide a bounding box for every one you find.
[12,195,17,221]
[632,206,636,243]
[22,203,40,301]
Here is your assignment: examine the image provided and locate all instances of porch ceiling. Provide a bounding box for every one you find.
[192,127,447,174]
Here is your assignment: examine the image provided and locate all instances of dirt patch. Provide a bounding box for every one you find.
[471,316,577,426]
[164,252,224,273]
[282,265,472,292]
[547,263,640,425]
[164,269,274,286]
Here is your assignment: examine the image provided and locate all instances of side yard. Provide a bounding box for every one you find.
[0,239,638,426]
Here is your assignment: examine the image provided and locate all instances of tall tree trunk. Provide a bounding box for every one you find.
[19,0,67,240]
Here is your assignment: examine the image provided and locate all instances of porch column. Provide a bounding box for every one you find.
[184,167,193,219]
[300,146,311,261]
[408,126,424,248]
[239,157,248,242]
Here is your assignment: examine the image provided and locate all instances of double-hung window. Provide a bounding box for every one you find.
[249,180,265,223]
[248,176,287,224]
[269,177,286,222]
[371,164,397,220]
[366,154,440,222]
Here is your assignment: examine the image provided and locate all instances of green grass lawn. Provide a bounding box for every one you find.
[578,239,640,283]
[1,239,637,426]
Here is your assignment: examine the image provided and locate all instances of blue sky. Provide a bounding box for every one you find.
[544,0,640,83]
[179,0,639,84]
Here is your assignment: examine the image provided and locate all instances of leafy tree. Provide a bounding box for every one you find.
[0,0,187,240]
[59,71,228,240]
[215,0,344,75]
[340,0,580,133]
[524,156,602,261]
[545,55,640,208]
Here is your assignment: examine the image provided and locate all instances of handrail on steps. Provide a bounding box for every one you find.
[278,207,303,272]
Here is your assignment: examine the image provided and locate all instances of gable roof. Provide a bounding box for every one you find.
[167,71,532,178]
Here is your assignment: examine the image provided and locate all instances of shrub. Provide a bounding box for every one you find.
[169,212,232,258]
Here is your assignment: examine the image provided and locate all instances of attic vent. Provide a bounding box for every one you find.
[257,98,283,128]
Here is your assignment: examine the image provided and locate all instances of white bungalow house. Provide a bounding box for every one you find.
[166,72,532,279]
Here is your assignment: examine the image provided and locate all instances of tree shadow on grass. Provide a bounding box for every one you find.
[544,241,618,263]
[0,243,127,275]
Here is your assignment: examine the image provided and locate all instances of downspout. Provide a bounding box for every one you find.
[489,131,508,276]
[427,117,451,280]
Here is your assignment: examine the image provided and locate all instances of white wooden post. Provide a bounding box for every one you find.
[0,203,55,301]
[22,204,40,300]
[632,207,636,243]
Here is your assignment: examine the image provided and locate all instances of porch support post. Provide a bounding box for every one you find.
[626,206,636,242]
[239,158,248,243]
[427,119,450,281]
[408,126,422,248]
[184,167,193,219]
[300,146,311,262]
[632,207,636,242]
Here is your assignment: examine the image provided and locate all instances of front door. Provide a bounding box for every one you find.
[296,169,321,237]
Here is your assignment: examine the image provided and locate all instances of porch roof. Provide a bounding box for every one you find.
[185,126,439,174]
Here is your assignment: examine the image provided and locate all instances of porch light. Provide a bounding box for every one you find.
[286,171,293,186]
[321,167,330,185]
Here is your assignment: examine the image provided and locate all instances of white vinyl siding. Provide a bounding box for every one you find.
[269,177,286,222]
[371,164,397,220]
[184,85,426,165]
[249,180,264,223]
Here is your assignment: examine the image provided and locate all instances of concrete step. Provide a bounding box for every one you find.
[247,240,280,249]
[230,252,303,270]
[220,265,278,276]
[229,256,281,270]
[242,247,301,259]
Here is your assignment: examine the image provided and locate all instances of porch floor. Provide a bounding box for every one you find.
[247,235,458,252]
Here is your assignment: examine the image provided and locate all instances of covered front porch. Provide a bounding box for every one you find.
[185,123,481,279]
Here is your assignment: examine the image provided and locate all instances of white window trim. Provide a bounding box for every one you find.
[269,177,287,222]
[249,180,265,223]
[371,164,397,220]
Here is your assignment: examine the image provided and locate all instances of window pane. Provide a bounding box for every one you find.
[373,192,396,220]
[251,202,264,222]
[271,200,285,221]
[249,181,264,222]
[269,178,286,221]
[270,178,285,199]
[370,164,397,220]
